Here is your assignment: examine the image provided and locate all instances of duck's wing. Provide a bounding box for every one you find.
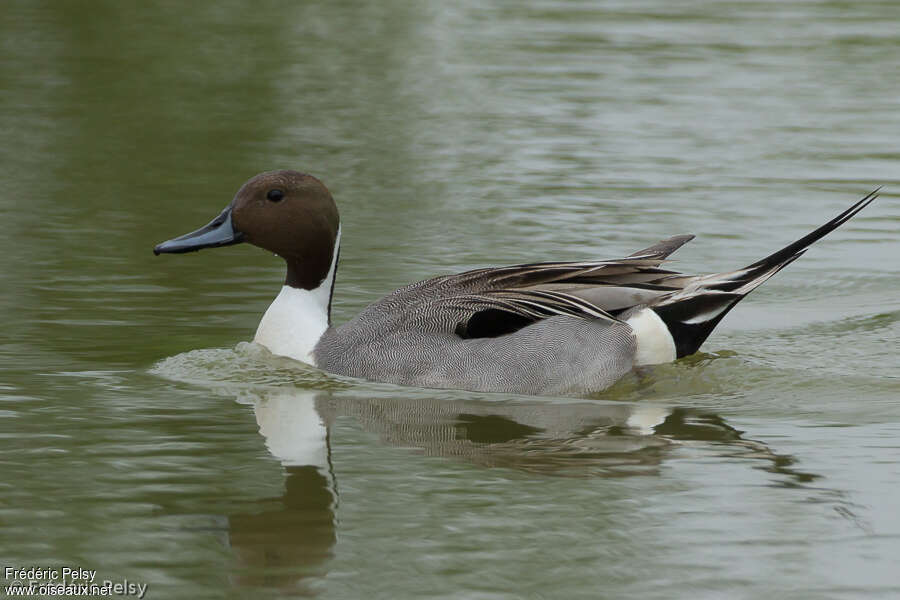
[418,235,697,339]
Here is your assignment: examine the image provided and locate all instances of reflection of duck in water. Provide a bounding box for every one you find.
[317,394,818,480]
[241,388,817,483]
[224,388,822,591]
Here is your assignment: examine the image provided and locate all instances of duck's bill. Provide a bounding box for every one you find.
[153,207,245,255]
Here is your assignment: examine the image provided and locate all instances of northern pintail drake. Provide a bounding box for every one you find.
[154,171,878,396]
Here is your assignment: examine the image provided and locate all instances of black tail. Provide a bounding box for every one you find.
[653,189,880,358]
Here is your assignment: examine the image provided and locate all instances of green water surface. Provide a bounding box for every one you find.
[1,2,899,599]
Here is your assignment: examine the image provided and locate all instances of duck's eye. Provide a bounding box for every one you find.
[266,189,284,202]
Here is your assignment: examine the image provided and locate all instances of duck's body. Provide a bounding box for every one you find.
[155,170,878,396]
[313,269,643,396]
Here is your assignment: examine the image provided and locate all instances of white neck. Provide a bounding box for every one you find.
[253,227,340,366]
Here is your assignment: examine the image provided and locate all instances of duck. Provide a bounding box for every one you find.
[154,170,878,396]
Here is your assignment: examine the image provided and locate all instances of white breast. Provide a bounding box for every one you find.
[254,285,329,365]
[253,228,340,365]
[625,308,676,366]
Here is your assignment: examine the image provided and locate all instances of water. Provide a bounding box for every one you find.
[1,1,899,598]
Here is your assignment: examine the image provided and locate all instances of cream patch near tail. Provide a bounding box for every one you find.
[625,308,676,366]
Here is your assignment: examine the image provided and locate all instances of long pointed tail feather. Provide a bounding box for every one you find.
[652,190,879,358]
[745,188,879,273]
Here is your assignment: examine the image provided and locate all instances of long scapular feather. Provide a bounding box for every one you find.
[455,289,621,323]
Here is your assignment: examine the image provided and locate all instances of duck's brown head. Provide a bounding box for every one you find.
[154,170,340,290]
